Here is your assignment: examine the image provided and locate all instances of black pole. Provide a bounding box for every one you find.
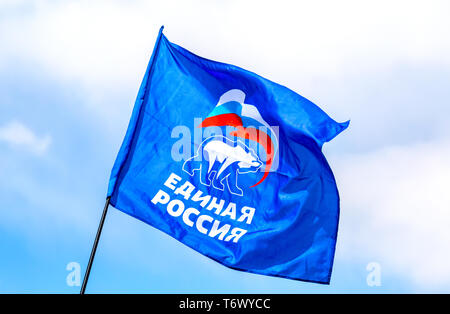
[80,196,111,294]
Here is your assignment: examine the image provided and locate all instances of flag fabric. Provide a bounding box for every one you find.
[107,26,348,284]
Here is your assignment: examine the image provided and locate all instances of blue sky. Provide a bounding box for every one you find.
[1,0,450,293]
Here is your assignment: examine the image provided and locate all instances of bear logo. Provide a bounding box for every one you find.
[182,136,262,196]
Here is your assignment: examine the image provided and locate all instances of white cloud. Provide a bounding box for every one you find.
[333,139,450,289]
[1,0,449,124]
[0,120,51,155]
[0,0,26,9]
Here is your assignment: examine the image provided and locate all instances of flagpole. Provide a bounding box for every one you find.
[80,196,111,294]
[79,26,164,294]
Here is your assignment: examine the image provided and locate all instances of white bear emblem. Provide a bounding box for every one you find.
[182,136,262,196]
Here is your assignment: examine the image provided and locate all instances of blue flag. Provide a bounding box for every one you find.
[107,26,348,284]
